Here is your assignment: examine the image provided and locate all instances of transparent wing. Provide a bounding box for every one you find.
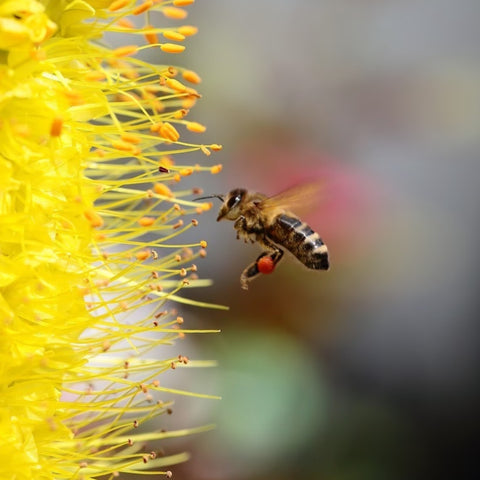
[258,181,325,216]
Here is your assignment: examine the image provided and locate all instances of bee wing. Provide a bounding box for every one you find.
[258,181,325,216]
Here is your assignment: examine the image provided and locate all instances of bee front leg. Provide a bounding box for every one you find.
[240,248,284,290]
[233,216,250,242]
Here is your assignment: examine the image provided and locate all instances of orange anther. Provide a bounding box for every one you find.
[163,31,186,42]
[121,132,141,144]
[210,164,223,174]
[174,0,194,5]
[138,217,155,227]
[111,140,135,152]
[182,70,201,84]
[159,122,180,142]
[177,25,198,36]
[180,168,193,176]
[50,117,63,137]
[113,45,138,57]
[162,6,188,19]
[186,121,206,133]
[84,209,104,228]
[166,78,187,92]
[144,26,158,44]
[117,18,134,29]
[136,250,151,261]
[109,0,129,11]
[132,0,153,15]
[153,183,173,197]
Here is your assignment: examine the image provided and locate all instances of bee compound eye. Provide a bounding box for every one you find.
[227,193,241,209]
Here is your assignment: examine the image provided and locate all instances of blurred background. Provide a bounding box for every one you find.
[150,1,480,479]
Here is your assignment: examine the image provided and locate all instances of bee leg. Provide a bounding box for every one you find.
[239,249,284,290]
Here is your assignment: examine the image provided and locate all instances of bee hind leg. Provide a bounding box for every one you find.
[240,249,284,290]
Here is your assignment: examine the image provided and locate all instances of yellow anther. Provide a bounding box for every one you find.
[84,209,104,228]
[109,0,129,11]
[113,45,138,57]
[162,7,188,19]
[121,132,141,144]
[178,25,198,36]
[159,122,180,142]
[186,121,206,133]
[210,164,223,174]
[138,217,155,227]
[132,1,153,15]
[166,78,187,92]
[163,31,186,42]
[173,0,195,6]
[182,70,201,84]
[160,43,186,54]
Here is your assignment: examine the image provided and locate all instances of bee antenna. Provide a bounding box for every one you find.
[194,194,225,203]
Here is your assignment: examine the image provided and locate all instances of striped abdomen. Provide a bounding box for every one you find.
[266,214,329,270]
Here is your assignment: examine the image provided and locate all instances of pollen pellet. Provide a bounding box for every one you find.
[84,209,103,228]
[138,216,155,227]
[182,70,201,84]
[210,164,223,174]
[160,43,186,54]
[109,0,129,11]
[50,117,63,137]
[113,45,138,57]
[163,31,186,42]
[162,6,188,19]
[257,256,275,274]
[186,121,206,133]
[132,1,152,15]
[178,25,198,36]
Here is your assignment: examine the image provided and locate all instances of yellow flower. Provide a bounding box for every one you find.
[0,0,224,478]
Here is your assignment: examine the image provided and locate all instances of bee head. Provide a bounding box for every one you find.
[217,188,246,221]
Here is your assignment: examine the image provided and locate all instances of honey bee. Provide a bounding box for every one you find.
[198,183,329,289]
